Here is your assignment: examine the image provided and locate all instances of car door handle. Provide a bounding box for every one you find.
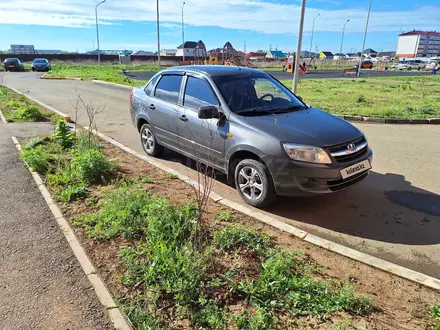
[149,104,155,110]
[179,115,188,122]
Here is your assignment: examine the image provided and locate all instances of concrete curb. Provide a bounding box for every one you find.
[0,109,7,123]
[92,80,133,89]
[11,136,132,330]
[3,84,73,123]
[85,128,440,292]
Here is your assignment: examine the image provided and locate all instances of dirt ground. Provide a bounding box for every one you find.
[58,140,439,330]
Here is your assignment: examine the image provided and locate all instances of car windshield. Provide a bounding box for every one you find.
[33,59,47,63]
[212,73,306,115]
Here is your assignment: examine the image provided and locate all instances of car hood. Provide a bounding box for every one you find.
[243,108,362,147]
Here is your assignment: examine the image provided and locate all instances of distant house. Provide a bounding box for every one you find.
[132,50,154,56]
[362,48,378,57]
[160,49,177,56]
[298,50,316,58]
[176,41,206,58]
[246,52,267,59]
[319,51,334,60]
[265,50,286,59]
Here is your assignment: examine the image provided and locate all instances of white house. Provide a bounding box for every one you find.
[175,41,207,58]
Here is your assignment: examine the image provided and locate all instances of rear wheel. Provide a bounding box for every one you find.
[140,123,164,157]
[234,159,277,208]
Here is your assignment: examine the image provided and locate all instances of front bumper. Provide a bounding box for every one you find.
[270,148,373,196]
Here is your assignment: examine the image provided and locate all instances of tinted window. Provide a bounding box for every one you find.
[155,75,182,104]
[184,77,218,109]
[145,74,160,96]
[5,58,18,63]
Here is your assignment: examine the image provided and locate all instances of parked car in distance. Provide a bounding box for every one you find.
[31,58,51,72]
[392,61,404,69]
[354,60,373,69]
[3,58,24,72]
[425,60,439,71]
[397,59,426,70]
[130,66,373,207]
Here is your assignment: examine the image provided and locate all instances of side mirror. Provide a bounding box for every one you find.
[198,106,220,119]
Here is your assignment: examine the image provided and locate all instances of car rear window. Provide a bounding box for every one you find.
[145,74,160,96]
[5,58,18,63]
[154,75,182,104]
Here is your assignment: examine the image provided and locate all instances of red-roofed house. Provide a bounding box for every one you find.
[246,52,267,59]
[396,30,440,58]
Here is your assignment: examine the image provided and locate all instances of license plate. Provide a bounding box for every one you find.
[340,160,371,179]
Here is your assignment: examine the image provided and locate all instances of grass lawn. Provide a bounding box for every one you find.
[374,75,440,83]
[18,127,439,329]
[0,85,59,123]
[281,78,440,119]
[45,63,155,86]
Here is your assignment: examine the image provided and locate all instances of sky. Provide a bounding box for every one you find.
[0,0,439,54]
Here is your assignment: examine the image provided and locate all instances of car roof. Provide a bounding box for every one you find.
[160,65,264,77]
[33,58,48,61]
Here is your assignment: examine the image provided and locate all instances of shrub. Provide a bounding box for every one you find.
[54,119,75,149]
[71,148,114,183]
[356,96,366,103]
[14,105,42,120]
[20,145,51,174]
[23,137,43,150]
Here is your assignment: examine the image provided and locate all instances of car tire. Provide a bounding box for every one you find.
[140,123,164,157]
[234,159,277,208]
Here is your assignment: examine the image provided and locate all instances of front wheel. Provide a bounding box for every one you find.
[140,123,164,157]
[234,159,277,208]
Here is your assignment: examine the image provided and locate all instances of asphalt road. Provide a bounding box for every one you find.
[0,121,112,329]
[2,71,440,279]
[123,69,433,82]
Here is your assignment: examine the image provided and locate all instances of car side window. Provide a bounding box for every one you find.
[145,75,160,96]
[183,76,218,110]
[154,75,182,104]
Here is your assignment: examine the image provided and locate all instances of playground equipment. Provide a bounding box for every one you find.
[284,56,307,74]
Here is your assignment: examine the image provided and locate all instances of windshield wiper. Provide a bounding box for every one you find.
[235,107,278,115]
[273,105,306,114]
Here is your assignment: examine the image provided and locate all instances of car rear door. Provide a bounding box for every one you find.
[149,74,184,148]
[177,74,227,170]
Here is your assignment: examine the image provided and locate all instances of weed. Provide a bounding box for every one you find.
[121,296,164,330]
[14,105,42,120]
[166,173,179,180]
[431,299,440,327]
[23,137,43,150]
[71,148,115,183]
[356,96,366,103]
[234,307,278,330]
[216,211,232,222]
[54,119,75,148]
[192,298,228,330]
[213,224,273,258]
[20,145,51,174]
[59,185,87,202]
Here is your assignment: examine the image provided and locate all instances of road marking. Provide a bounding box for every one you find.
[10,92,440,292]
[12,136,132,330]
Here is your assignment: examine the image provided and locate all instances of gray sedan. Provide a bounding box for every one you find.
[130,66,373,207]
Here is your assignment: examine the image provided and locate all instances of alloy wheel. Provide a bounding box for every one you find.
[238,166,264,200]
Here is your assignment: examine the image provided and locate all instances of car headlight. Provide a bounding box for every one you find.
[283,143,332,164]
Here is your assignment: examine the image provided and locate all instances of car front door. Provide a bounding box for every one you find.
[177,74,227,170]
[149,74,183,148]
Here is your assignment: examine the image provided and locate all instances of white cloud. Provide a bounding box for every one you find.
[0,0,438,34]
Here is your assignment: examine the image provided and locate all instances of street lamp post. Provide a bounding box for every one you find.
[244,41,246,54]
[95,0,106,69]
[357,0,373,77]
[181,2,185,61]
[338,19,350,69]
[293,0,307,94]
[309,13,320,59]
[156,0,161,67]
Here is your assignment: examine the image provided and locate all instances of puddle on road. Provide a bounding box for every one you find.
[385,190,440,216]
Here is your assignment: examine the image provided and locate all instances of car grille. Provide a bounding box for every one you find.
[326,171,369,192]
[327,136,368,163]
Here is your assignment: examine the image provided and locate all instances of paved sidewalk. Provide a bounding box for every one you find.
[0,121,112,330]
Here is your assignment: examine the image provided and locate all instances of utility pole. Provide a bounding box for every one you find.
[156,0,161,67]
[181,2,185,61]
[338,19,350,68]
[357,0,373,77]
[309,13,320,58]
[95,0,106,68]
[243,41,246,54]
[293,0,306,94]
